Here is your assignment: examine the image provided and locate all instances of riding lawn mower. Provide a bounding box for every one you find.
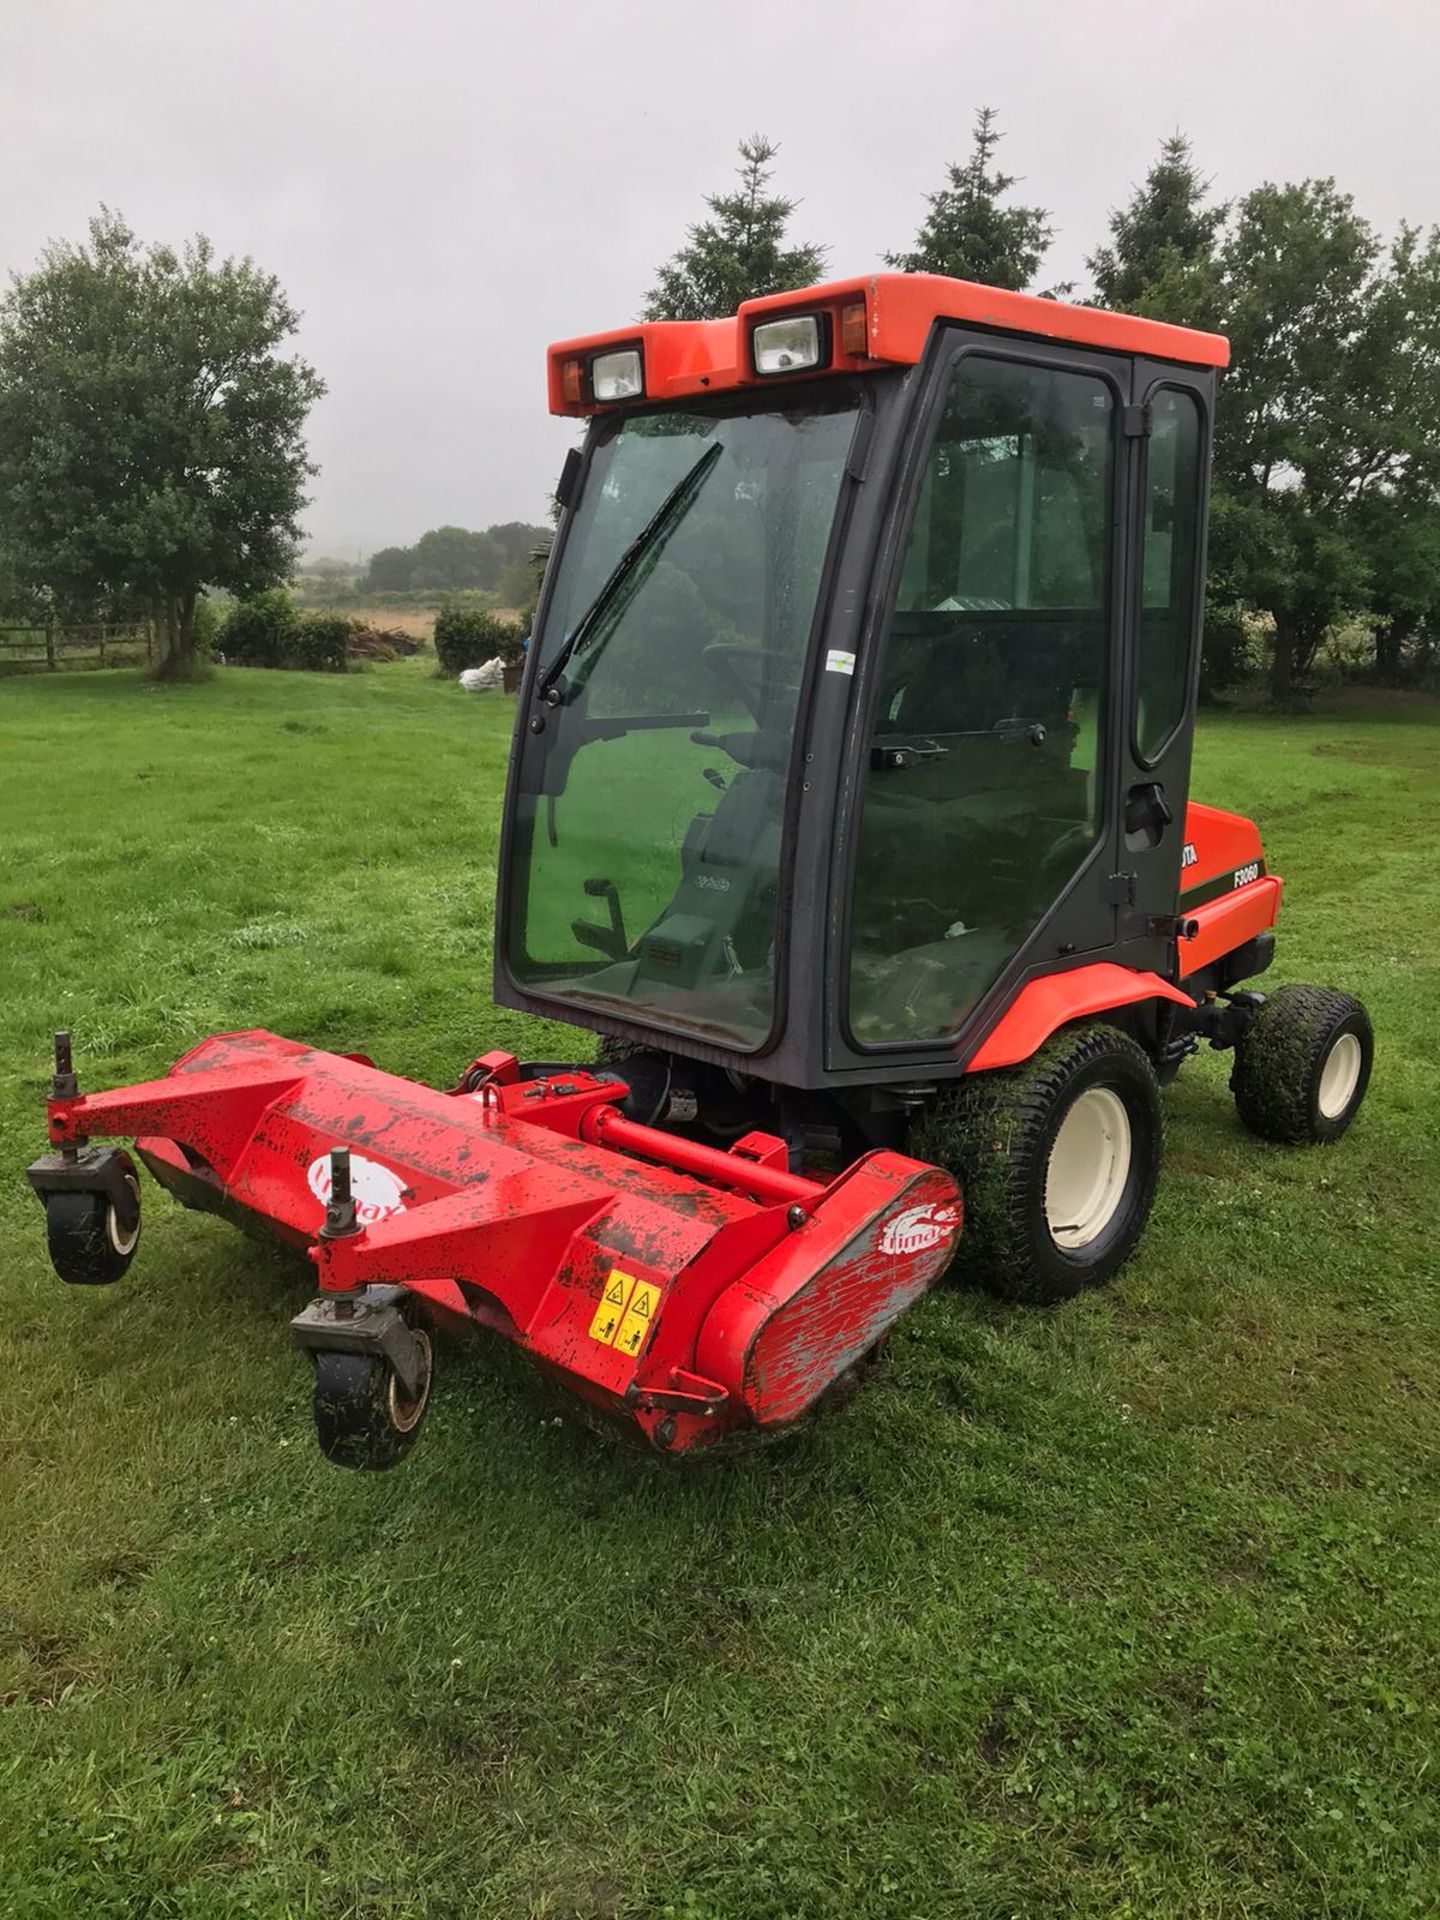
[28,272,1374,1464]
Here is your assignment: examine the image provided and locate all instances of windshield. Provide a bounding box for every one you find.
[505,389,860,1047]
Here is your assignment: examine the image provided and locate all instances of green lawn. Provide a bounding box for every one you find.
[2,664,1438,1920]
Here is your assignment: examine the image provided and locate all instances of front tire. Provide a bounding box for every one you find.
[312,1316,433,1470]
[909,1023,1164,1304]
[1231,985,1373,1144]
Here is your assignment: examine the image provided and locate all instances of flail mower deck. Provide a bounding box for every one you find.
[28,271,1374,1466]
[29,1031,958,1459]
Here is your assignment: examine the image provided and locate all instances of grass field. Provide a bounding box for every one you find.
[2,663,1438,1919]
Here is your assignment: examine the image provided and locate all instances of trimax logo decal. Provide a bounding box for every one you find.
[879,1203,960,1257]
[306,1151,408,1225]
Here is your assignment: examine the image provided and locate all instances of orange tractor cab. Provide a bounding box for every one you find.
[29,274,1374,1465]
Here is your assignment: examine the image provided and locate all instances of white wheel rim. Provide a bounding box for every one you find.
[1318,1031,1363,1120]
[388,1329,432,1434]
[1045,1087,1133,1251]
[106,1178,141,1257]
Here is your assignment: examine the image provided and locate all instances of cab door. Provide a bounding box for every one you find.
[840,339,1127,1054]
[1110,370,1213,978]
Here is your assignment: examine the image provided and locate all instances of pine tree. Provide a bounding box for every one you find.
[1087,134,1227,326]
[644,136,827,322]
[887,108,1053,291]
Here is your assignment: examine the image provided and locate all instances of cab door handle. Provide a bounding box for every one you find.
[1124,781,1172,847]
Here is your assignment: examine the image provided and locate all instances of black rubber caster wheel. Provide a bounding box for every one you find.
[312,1313,434,1471]
[1231,985,1373,1145]
[45,1171,142,1286]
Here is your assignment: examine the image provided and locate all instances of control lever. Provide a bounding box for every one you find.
[571,876,629,961]
[692,727,758,767]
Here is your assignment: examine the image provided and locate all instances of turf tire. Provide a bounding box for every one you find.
[1230,985,1372,1145]
[312,1315,433,1471]
[908,1023,1164,1305]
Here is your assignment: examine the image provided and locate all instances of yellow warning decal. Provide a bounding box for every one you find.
[588,1268,637,1347]
[614,1280,661,1358]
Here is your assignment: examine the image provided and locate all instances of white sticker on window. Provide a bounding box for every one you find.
[825,649,856,676]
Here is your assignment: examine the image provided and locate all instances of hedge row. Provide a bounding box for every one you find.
[433,604,525,678]
[218,594,427,672]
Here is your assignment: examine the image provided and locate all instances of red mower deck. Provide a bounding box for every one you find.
[34,1031,959,1452]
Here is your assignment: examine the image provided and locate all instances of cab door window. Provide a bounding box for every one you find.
[849,355,1115,1045]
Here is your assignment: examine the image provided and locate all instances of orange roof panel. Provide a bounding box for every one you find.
[548,272,1228,416]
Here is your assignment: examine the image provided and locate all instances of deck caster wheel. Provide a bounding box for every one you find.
[45,1172,142,1286]
[909,1023,1163,1304]
[1231,985,1373,1144]
[312,1315,434,1471]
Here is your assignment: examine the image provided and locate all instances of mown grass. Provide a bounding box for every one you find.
[1,664,1437,1919]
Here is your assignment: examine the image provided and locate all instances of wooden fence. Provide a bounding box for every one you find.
[0,622,155,675]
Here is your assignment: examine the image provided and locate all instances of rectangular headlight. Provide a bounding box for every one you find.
[591,348,644,402]
[752,315,823,376]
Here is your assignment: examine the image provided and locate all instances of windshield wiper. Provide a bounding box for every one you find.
[536,439,723,704]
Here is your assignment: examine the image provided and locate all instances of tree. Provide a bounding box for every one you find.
[485,521,547,569]
[0,211,323,676]
[410,525,502,592]
[365,545,416,593]
[644,135,826,322]
[887,108,1053,292]
[1356,494,1440,683]
[1087,133,1227,328]
[1213,185,1440,698]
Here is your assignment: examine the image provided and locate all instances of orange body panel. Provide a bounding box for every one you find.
[968,964,1194,1073]
[1178,878,1284,975]
[548,272,1230,417]
[1182,801,1265,882]
[1177,801,1282,976]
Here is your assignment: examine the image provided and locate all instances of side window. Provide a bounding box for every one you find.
[1136,391,1202,762]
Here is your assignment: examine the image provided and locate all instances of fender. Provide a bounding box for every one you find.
[966,963,1194,1073]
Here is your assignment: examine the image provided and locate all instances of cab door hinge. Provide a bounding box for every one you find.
[1121,404,1151,439]
[1104,869,1139,908]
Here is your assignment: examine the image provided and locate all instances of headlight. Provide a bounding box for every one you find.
[591,349,644,402]
[752,315,823,376]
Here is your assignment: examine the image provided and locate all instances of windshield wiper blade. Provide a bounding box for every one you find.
[536,439,723,704]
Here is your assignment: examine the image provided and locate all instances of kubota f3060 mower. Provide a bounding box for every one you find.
[29,274,1375,1465]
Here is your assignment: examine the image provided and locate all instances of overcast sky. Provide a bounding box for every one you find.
[3,0,1438,558]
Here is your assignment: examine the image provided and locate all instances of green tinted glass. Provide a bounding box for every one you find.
[506,392,859,1048]
[1136,390,1202,763]
[850,355,1114,1045]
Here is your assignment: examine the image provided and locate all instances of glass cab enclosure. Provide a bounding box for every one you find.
[499,332,1210,1082]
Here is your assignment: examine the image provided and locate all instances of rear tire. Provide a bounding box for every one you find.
[312,1316,433,1471]
[1231,985,1372,1144]
[908,1023,1164,1304]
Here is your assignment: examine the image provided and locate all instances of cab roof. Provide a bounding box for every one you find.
[547,271,1230,417]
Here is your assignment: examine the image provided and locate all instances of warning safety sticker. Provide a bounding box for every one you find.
[588,1269,636,1346]
[614,1280,661,1357]
[588,1268,664,1357]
